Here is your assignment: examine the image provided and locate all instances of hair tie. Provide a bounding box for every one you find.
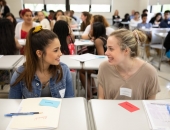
[33,26,42,33]
[133,30,141,44]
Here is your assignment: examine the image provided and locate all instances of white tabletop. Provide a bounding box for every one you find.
[0,55,23,70]
[88,100,150,130]
[14,56,26,69]
[74,39,94,46]
[82,56,108,70]
[0,98,91,130]
[155,32,168,38]
[73,31,83,36]
[121,21,129,24]
[114,19,122,22]
[18,39,26,46]
[60,55,83,69]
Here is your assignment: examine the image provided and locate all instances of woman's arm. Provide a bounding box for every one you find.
[94,38,105,55]
[98,84,105,99]
[81,25,91,40]
[15,38,23,49]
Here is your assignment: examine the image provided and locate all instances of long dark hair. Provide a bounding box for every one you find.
[53,20,70,55]
[0,19,17,55]
[154,13,162,22]
[5,13,17,28]
[91,22,106,39]
[12,27,63,91]
[80,11,91,31]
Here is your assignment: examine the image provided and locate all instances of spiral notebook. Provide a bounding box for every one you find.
[6,98,62,130]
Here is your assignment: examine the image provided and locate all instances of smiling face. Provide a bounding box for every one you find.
[23,12,32,24]
[105,36,128,65]
[41,38,62,66]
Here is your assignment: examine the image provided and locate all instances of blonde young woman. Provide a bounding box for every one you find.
[82,15,114,39]
[98,29,160,100]
[112,10,120,25]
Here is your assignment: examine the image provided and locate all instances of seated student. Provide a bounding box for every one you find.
[112,10,120,25]
[38,11,51,30]
[0,19,22,84]
[130,11,141,29]
[98,29,160,100]
[137,14,152,29]
[5,13,17,29]
[9,26,74,99]
[80,22,108,100]
[159,10,170,28]
[130,10,135,20]
[82,15,114,39]
[119,13,130,29]
[80,11,91,31]
[164,31,170,58]
[65,10,77,26]
[53,20,75,55]
[149,13,162,27]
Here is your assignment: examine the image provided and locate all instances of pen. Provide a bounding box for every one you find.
[4,112,42,117]
[167,105,170,115]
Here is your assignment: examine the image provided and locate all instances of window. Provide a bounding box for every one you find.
[151,5,161,13]
[24,4,44,11]
[46,4,65,12]
[147,5,151,13]
[91,4,110,12]
[162,4,170,13]
[70,4,89,12]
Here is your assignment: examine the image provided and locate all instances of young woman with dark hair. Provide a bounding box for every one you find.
[9,26,74,99]
[80,22,108,100]
[80,11,91,31]
[149,13,162,26]
[51,10,64,29]
[5,13,17,28]
[53,20,75,55]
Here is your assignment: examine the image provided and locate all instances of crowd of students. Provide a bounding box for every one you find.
[0,1,169,100]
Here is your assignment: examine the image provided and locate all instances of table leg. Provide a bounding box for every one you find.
[77,71,80,97]
[158,38,164,70]
[85,71,88,99]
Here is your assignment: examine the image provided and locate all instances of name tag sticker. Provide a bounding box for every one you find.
[119,101,139,112]
[39,99,60,108]
[168,21,170,24]
[59,89,65,98]
[120,88,132,97]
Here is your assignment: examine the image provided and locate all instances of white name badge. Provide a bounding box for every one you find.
[59,89,65,98]
[168,21,170,24]
[120,88,132,97]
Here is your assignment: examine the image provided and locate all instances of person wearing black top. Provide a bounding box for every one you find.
[112,10,120,25]
[164,31,170,58]
[0,0,10,18]
[159,10,170,28]
[119,13,130,29]
[149,13,162,27]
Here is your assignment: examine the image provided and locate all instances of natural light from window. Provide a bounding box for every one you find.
[91,4,110,12]
[24,4,44,11]
[70,4,89,12]
[46,4,66,12]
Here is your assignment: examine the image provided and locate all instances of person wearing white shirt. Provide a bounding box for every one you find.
[130,11,141,30]
[82,15,114,39]
[38,11,51,30]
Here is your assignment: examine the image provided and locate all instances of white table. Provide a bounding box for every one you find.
[121,21,129,28]
[88,100,150,130]
[14,56,26,69]
[82,57,108,99]
[74,39,94,54]
[0,98,91,130]
[73,31,83,36]
[18,39,26,46]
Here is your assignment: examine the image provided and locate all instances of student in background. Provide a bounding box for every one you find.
[82,15,114,39]
[0,0,10,18]
[15,9,39,54]
[80,11,91,31]
[119,13,130,29]
[0,19,22,84]
[98,29,160,100]
[130,10,135,20]
[70,10,77,21]
[52,10,64,29]
[65,10,77,26]
[53,20,75,55]
[38,11,51,30]
[142,9,148,15]
[112,10,120,25]
[5,13,17,29]
[159,10,170,28]
[164,31,170,58]
[48,10,55,20]
[149,13,162,27]
[33,11,39,23]
[80,22,108,100]
[9,26,74,99]
[130,11,141,29]
[137,14,152,29]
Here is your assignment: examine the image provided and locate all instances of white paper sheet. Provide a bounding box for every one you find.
[70,53,98,62]
[143,100,170,130]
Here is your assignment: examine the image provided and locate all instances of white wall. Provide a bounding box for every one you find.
[6,0,23,17]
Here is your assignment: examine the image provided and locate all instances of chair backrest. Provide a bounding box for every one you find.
[151,28,169,44]
[70,71,76,96]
